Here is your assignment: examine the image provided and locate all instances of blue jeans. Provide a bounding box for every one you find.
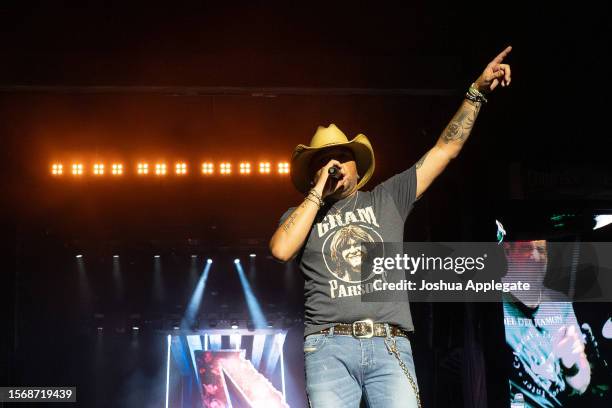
[304,326,420,408]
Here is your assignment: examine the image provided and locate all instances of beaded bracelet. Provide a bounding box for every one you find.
[466,83,488,104]
[305,195,321,208]
[306,189,324,208]
[308,189,323,203]
[308,188,322,200]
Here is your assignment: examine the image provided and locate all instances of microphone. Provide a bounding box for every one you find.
[328,165,342,179]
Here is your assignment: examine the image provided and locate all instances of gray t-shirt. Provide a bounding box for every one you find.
[280,165,418,337]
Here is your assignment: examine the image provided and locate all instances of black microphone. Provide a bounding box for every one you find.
[328,165,342,179]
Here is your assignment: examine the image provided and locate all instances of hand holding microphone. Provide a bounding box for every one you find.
[313,160,344,199]
[328,165,342,180]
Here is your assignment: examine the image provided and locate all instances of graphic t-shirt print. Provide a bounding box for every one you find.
[314,202,384,298]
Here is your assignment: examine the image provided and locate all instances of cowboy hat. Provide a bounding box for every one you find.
[291,124,375,194]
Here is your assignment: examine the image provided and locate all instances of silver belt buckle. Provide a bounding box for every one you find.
[352,319,374,338]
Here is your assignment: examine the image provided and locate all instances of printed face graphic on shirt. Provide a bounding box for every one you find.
[326,224,379,283]
[316,204,384,297]
[341,238,362,269]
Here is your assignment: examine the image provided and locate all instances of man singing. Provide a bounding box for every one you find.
[270,46,513,407]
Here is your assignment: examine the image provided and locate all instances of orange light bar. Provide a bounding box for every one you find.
[50,159,294,178]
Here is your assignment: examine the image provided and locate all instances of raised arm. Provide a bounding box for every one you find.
[415,45,513,199]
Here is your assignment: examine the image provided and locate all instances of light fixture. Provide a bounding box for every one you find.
[72,163,84,175]
[111,163,123,175]
[137,163,149,175]
[239,162,251,175]
[93,163,105,175]
[175,162,187,175]
[155,163,167,176]
[51,163,63,175]
[220,162,232,175]
[259,162,271,174]
[201,162,214,175]
[278,162,290,174]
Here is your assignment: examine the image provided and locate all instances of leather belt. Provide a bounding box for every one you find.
[317,319,411,339]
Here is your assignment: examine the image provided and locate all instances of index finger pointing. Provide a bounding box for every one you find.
[493,46,513,64]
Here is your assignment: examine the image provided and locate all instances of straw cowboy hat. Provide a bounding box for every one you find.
[291,124,375,193]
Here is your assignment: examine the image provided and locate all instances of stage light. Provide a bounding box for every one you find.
[249,253,256,258]
[155,163,167,176]
[72,163,83,175]
[165,335,171,408]
[137,162,149,175]
[201,162,214,175]
[113,255,119,258]
[175,162,187,175]
[191,254,198,258]
[207,258,213,264]
[76,255,92,307]
[51,163,63,175]
[111,163,123,175]
[231,321,239,329]
[233,259,268,329]
[132,326,140,331]
[220,162,232,175]
[173,326,180,330]
[278,162,290,174]
[97,327,104,332]
[280,333,287,399]
[259,162,271,174]
[93,163,105,175]
[154,255,161,259]
[49,158,299,178]
[182,260,213,330]
[234,258,240,264]
[239,162,251,175]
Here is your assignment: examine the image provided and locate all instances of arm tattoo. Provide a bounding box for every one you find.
[416,152,428,169]
[282,212,298,233]
[442,103,480,144]
[282,202,308,232]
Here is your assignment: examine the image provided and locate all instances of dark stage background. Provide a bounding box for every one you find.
[1,1,610,407]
